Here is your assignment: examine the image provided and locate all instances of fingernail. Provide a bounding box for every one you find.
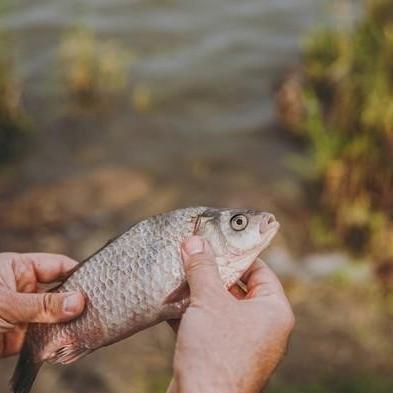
[183,236,204,256]
[63,293,81,314]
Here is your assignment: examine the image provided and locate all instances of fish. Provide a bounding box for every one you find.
[10,206,280,393]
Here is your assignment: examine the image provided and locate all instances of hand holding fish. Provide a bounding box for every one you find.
[0,253,85,358]
[167,236,295,393]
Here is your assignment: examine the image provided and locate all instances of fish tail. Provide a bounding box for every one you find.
[10,342,42,393]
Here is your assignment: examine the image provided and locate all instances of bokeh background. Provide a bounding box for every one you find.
[1,0,393,392]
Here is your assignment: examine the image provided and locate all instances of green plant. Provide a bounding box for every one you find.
[268,375,393,393]
[59,28,136,104]
[278,0,393,277]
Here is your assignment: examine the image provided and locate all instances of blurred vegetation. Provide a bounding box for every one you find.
[269,375,393,393]
[0,30,29,164]
[277,0,393,279]
[59,28,136,105]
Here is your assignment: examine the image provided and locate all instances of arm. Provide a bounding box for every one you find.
[168,236,295,393]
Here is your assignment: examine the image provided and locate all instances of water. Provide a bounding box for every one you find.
[2,0,339,135]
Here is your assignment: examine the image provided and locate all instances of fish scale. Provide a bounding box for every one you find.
[11,206,279,393]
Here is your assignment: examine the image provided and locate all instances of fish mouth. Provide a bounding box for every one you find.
[259,220,280,249]
[260,220,280,234]
[259,213,279,234]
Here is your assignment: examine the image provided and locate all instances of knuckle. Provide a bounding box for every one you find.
[187,253,215,272]
[41,293,60,320]
[0,317,15,332]
[13,257,37,293]
[42,293,50,314]
[0,289,14,320]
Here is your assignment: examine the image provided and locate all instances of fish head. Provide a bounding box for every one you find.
[194,208,279,287]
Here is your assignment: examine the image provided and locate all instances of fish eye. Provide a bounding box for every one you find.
[230,214,248,231]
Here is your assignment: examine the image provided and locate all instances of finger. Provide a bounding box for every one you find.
[241,258,264,283]
[229,283,246,300]
[242,258,285,299]
[9,253,79,293]
[181,236,226,301]
[22,253,79,283]
[0,326,26,357]
[0,253,18,291]
[1,290,85,324]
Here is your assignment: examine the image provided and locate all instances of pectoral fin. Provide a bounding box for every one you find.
[47,344,92,365]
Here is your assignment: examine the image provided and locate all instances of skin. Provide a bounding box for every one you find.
[0,253,85,357]
[0,238,294,393]
[167,236,295,393]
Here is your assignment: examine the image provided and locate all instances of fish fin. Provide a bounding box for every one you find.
[48,344,92,365]
[10,342,42,393]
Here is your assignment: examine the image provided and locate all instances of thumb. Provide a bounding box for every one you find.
[6,291,85,324]
[181,236,226,301]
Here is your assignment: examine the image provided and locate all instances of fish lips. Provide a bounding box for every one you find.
[259,220,280,248]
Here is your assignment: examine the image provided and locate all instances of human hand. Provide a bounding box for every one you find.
[168,236,295,393]
[0,252,85,357]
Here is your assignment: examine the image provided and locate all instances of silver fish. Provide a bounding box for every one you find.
[11,207,279,393]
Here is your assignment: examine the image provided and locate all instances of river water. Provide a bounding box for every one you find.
[1,0,349,135]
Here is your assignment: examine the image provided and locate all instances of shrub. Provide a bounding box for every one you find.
[59,28,135,105]
[277,0,393,276]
